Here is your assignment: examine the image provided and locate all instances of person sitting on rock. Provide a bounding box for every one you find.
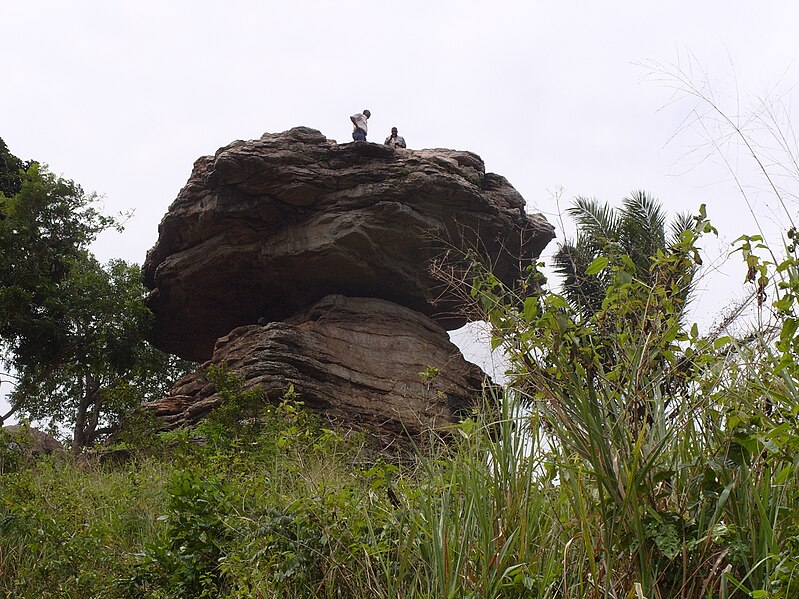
[384,126,406,149]
[350,109,371,141]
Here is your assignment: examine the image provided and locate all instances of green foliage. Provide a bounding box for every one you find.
[0,163,118,366]
[198,363,269,445]
[111,381,412,598]
[406,394,564,598]
[2,162,799,596]
[553,191,698,320]
[418,365,441,386]
[7,255,190,452]
[131,469,241,598]
[462,206,799,597]
[0,137,29,198]
[0,458,167,598]
[0,157,192,450]
[1,334,797,598]
[0,427,31,474]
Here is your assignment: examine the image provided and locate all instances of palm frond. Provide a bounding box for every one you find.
[668,211,695,246]
[622,191,666,245]
[566,196,621,243]
[619,191,666,279]
[552,237,607,319]
[555,191,698,322]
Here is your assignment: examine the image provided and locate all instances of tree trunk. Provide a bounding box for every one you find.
[85,389,103,446]
[0,403,20,426]
[0,372,20,425]
[72,374,100,456]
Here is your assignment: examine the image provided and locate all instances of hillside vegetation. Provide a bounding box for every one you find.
[3,207,799,597]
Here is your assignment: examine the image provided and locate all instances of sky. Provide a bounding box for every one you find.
[3,1,799,418]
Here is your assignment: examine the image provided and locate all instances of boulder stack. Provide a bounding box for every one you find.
[143,128,554,444]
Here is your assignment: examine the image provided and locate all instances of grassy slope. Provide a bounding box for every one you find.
[1,385,798,599]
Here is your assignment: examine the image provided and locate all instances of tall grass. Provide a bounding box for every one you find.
[1,340,799,597]
[4,223,799,597]
[450,198,799,597]
[405,396,563,598]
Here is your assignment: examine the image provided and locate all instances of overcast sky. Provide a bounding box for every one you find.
[3,1,799,416]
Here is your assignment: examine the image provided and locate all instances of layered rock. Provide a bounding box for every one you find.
[143,129,556,444]
[146,295,487,444]
[143,127,555,361]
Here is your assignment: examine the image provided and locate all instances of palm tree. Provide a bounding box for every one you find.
[552,191,696,320]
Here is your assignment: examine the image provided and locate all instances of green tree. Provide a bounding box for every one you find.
[0,163,118,367]
[0,136,28,199]
[552,191,696,320]
[12,257,191,453]
[0,160,190,452]
[466,208,756,597]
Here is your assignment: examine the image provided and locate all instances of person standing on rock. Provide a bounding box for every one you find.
[350,109,371,141]
[384,127,406,149]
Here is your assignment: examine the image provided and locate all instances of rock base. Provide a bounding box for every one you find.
[145,295,490,449]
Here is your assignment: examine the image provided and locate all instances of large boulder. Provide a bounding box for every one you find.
[144,295,489,445]
[143,127,555,361]
[2,425,66,458]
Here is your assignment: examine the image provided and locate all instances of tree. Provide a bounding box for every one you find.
[0,158,191,452]
[552,191,696,320]
[0,136,28,199]
[10,257,190,453]
[0,163,118,368]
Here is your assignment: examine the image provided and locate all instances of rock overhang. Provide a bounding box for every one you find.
[143,127,555,361]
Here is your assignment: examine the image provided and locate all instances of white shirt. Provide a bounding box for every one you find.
[385,134,406,148]
[351,113,368,134]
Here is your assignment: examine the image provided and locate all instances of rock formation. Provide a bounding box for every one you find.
[2,425,66,458]
[143,127,554,362]
[146,295,487,444]
[143,128,555,445]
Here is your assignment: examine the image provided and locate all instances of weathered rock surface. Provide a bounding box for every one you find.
[143,127,555,361]
[145,295,488,445]
[2,425,66,457]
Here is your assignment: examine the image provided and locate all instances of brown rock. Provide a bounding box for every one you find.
[3,425,66,457]
[144,295,489,446]
[143,127,555,361]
